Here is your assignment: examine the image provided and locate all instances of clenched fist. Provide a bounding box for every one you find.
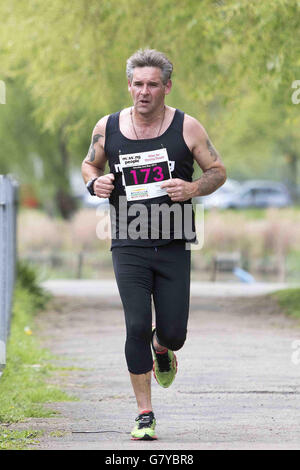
[94,173,115,198]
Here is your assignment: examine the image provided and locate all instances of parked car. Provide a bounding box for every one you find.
[193,178,241,209]
[225,180,292,209]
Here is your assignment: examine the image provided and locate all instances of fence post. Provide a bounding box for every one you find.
[0,175,7,372]
[0,175,18,375]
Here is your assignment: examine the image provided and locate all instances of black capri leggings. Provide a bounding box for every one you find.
[112,240,191,374]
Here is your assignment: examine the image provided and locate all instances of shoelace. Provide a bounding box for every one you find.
[155,351,171,372]
[136,412,154,429]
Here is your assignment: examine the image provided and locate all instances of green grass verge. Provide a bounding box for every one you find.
[272,288,300,319]
[0,429,43,450]
[0,262,77,449]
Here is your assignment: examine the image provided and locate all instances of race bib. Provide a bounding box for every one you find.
[119,148,171,201]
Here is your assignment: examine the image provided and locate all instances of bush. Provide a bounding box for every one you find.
[16,260,50,310]
[0,262,72,425]
[273,288,300,319]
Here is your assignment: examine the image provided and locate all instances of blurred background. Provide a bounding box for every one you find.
[1,0,300,283]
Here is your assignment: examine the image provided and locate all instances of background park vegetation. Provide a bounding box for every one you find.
[1,0,300,217]
[0,0,299,280]
[1,1,300,448]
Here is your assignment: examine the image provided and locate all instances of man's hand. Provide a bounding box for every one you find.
[161,178,197,202]
[94,173,115,198]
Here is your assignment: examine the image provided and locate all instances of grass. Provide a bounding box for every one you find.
[223,208,267,220]
[0,262,77,449]
[272,288,300,319]
[0,429,43,450]
[286,251,300,281]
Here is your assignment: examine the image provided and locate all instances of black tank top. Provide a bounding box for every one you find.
[104,108,197,249]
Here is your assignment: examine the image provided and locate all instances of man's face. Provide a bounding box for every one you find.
[128,66,172,114]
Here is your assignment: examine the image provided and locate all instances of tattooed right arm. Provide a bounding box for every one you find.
[87,134,104,162]
[81,116,109,184]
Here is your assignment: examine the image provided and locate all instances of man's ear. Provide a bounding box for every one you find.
[164,79,172,95]
[128,79,132,92]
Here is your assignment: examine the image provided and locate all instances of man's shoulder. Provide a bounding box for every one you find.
[92,113,114,135]
[183,113,206,138]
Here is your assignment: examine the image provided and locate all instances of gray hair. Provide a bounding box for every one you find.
[126,49,173,85]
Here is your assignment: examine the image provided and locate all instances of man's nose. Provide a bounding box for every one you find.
[141,84,149,94]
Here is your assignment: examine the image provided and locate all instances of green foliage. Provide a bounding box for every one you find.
[16,260,51,309]
[0,79,77,217]
[0,263,75,425]
[0,429,43,450]
[273,288,300,319]
[0,0,300,192]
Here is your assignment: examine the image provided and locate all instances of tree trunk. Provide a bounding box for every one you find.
[55,131,77,219]
[286,152,298,201]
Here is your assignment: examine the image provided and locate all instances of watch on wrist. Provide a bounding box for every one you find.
[86,177,98,196]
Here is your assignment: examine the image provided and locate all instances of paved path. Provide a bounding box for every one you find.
[12,282,300,450]
[41,279,297,298]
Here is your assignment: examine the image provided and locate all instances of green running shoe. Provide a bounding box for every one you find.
[131,411,157,441]
[152,328,178,388]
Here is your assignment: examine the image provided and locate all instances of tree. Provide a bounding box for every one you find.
[1,0,300,210]
[0,79,77,217]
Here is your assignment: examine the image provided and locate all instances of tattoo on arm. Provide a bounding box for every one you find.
[197,167,225,196]
[206,139,219,162]
[87,134,103,162]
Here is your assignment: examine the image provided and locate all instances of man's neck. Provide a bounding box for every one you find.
[132,104,166,127]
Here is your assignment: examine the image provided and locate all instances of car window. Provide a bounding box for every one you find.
[244,187,283,196]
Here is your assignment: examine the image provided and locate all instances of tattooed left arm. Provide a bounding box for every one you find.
[160,116,227,202]
[183,116,227,198]
[161,115,226,202]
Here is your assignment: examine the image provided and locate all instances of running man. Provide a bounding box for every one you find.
[81,49,226,440]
